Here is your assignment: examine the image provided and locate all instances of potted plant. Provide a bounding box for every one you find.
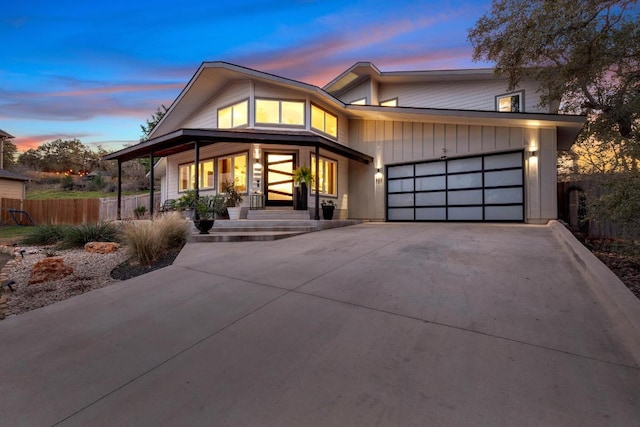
[222,180,243,220]
[321,200,336,220]
[133,205,146,219]
[293,166,313,210]
[175,190,197,219]
[194,194,226,234]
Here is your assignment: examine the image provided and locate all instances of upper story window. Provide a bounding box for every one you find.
[256,99,304,126]
[218,100,248,128]
[380,98,398,107]
[351,98,366,105]
[496,91,523,112]
[311,105,338,138]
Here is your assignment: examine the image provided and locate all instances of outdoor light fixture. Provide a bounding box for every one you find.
[375,168,384,184]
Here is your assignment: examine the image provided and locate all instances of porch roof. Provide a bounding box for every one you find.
[103,128,373,164]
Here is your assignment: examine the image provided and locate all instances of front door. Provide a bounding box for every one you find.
[265,152,295,207]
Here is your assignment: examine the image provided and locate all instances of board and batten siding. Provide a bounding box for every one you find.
[181,81,251,129]
[347,119,558,223]
[378,79,546,113]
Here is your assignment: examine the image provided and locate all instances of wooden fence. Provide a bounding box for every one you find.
[0,198,100,225]
[0,194,161,225]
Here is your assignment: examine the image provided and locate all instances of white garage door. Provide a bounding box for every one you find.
[387,151,524,222]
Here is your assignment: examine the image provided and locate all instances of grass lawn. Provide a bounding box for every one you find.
[0,225,34,245]
[26,189,148,200]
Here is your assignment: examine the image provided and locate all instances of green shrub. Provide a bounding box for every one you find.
[57,222,121,249]
[60,175,75,191]
[20,224,70,245]
[86,174,106,191]
[122,212,188,266]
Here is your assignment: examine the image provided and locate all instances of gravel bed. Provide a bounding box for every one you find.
[4,246,129,317]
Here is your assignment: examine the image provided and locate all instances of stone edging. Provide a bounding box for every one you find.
[548,220,640,363]
[0,245,21,320]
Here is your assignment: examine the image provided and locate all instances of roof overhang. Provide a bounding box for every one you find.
[346,105,586,150]
[0,129,14,139]
[104,128,373,164]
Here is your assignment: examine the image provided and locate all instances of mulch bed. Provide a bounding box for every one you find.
[110,247,183,280]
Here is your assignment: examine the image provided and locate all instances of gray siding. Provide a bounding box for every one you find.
[182,81,250,129]
[378,79,545,113]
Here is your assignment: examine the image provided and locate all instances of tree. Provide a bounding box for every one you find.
[140,104,168,142]
[468,0,640,167]
[17,138,99,173]
[1,140,17,169]
[469,0,640,238]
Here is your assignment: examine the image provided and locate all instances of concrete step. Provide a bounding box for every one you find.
[247,209,310,220]
[189,231,307,242]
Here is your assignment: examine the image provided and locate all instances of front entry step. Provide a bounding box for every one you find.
[247,209,310,220]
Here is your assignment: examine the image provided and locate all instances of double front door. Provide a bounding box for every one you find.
[265,152,295,207]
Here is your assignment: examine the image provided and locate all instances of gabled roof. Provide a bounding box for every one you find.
[323,62,497,96]
[150,62,346,138]
[0,169,30,182]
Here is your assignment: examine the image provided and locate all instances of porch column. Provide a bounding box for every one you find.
[194,140,200,219]
[117,159,122,220]
[149,154,154,218]
[315,144,320,220]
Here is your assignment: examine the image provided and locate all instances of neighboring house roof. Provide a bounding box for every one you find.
[0,129,15,139]
[0,169,30,182]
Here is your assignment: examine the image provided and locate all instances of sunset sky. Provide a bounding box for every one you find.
[1,0,492,154]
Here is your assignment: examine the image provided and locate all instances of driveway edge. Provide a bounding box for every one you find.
[549,220,640,364]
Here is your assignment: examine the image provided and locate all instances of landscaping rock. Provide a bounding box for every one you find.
[29,257,73,284]
[84,242,121,254]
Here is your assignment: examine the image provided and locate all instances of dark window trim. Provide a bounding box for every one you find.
[255,97,306,127]
[217,150,250,195]
[178,157,216,193]
[310,152,339,198]
[380,97,398,107]
[217,98,249,129]
[310,103,339,139]
[495,90,525,113]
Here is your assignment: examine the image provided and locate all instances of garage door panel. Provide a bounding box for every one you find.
[416,176,445,191]
[388,165,413,178]
[485,206,524,221]
[416,208,446,220]
[448,157,482,173]
[448,190,483,206]
[485,188,523,204]
[388,178,414,193]
[415,162,446,176]
[388,208,414,220]
[448,207,483,220]
[448,173,482,189]
[485,169,522,187]
[388,193,414,207]
[484,152,522,169]
[416,192,446,206]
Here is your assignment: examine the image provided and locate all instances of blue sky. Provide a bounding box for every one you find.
[0,0,491,154]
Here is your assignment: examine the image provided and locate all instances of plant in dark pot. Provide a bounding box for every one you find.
[321,199,336,220]
[293,166,313,210]
[194,194,226,234]
[222,180,244,220]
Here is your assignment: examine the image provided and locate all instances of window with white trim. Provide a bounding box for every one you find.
[218,100,248,128]
[496,92,523,112]
[311,154,337,196]
[178,159,215,192]
[256,99,304,125]
[311,105,338,137]
[218,153,248,193]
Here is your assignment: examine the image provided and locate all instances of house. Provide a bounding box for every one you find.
[104,61,585,223]
[0,169,29,200]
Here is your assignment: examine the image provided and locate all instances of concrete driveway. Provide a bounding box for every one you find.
[1,222,639,426]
